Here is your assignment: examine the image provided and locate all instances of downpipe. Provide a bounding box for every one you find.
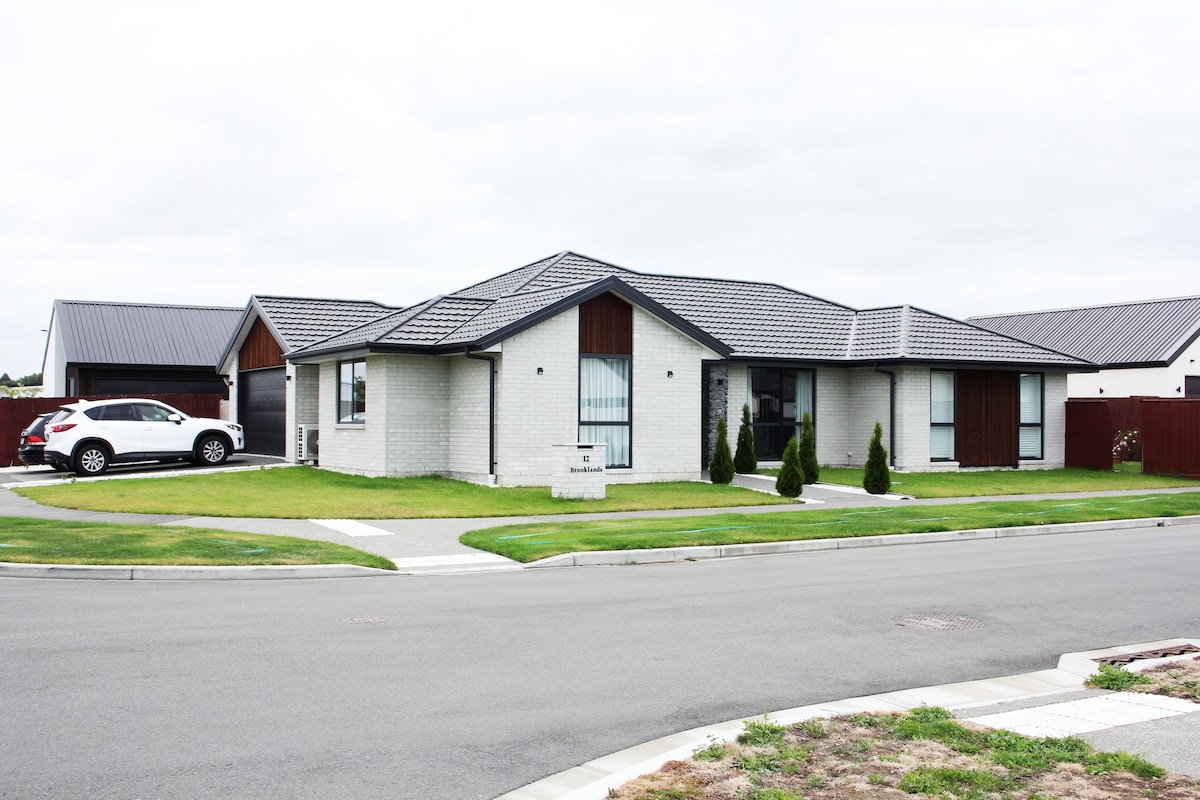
[465,348,497,479]
[873,363,897,467]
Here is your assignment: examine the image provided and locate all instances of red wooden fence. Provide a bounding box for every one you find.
[1,394,225,467]
[1141,399,1200,478]
[1065,399,1112,470]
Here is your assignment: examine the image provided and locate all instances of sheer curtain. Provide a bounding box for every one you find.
[579,357,630,466]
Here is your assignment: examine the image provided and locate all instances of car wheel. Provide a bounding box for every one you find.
[74,443,111,476]
[195,434,229,466]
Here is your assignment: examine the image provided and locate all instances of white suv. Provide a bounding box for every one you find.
[43,398,245,476]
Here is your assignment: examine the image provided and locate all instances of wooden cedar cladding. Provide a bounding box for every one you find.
[579,293,632,355]
[955,370,1018,468]
[239,317,285,370]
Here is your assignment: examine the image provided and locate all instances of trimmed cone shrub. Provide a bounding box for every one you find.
[734,403,757,474]
[775,436,803,498]
[863,422,891,495]
[799,411,819,485]
[709,417,734,484]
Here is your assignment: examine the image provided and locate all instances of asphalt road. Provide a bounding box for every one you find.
[3,524,1198,799]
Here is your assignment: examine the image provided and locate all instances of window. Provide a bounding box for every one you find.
[1018,373,1043,459]
[338,360,366,424]
[579,356,631,467]
[1186,375,1200,398]
[930,371,955,460]
[748,367,814,460]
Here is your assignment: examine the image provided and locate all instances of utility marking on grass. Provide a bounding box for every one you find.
[311,519,394,537]
[840,510,894,516]
[238,548,266,554]
[0,543,31,547]
[1123,497,1161,503]
[908,517,954,522]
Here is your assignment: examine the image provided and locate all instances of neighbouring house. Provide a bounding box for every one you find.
[237,251,1093,484]
[969,296,1200,399]
[216,296,397,456]
[41,300,242,398]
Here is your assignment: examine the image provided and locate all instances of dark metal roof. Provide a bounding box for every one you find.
[967,296,1200,367]
[285,251,1092,368]
[53,300,242,367]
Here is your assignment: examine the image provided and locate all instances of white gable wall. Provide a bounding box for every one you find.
[1067,336,1200,398]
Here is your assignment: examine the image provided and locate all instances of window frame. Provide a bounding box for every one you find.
[578,354,632,468]
[1018,372,1044,460]
[747,366,815,461]
[930,370,956,462]
[337,359,367,425]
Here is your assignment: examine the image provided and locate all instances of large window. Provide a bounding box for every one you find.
[930,370,955,461]
[1019,373,1043,459]
[579,356,631,467]
[338,360,366,424]
[749,368,814,460]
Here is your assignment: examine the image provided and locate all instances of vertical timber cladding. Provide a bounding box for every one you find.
[238,317,287,456]
[578,292,633,355]
[955,370,1018,467]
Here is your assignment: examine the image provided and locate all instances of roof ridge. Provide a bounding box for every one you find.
[844,311,860,358]
[898,304,911,358]
[292,296,446,354]
[56,299,242,312]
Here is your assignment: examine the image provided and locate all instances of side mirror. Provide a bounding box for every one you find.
[168,413,183,425]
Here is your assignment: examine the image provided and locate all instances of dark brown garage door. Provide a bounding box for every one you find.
[238,367,286,456]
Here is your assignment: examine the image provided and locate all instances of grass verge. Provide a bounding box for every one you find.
[12,468,793,519]
[611,706,1198,799]
[459,492,1200,562]
[758,463,1197,498]
[0,517,396,569]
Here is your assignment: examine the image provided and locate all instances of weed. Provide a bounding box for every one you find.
[1086,663,1154,691]
[738,714,786,747]
[804,774,825,788]
[892,706,988,754]
[693,736,727,761]
[795,718,827,739]
[1086,750,1166,779]
[740,788,804,800]
[899,765,1008,797]
[853,737,872,753]
[849,712,889,728]
[634,788,700,800]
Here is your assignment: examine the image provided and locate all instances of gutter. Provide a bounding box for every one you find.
[465,348,497,478]
[873,363,896,467]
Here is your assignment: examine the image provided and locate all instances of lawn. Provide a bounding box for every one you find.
[460,492,1200,562]
[13,467,794,518]
[0,517,396,568]
[759,463,1197,498]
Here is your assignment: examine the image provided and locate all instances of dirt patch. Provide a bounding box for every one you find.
[1131,655,1200,702]
[607,704,1200,800]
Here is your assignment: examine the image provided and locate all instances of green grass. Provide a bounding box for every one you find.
[13,467,793,519]
[758,463,1196,498]
[459,492,1200,562]
[0,517,396,569]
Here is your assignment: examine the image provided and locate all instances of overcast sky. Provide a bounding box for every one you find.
[3,2,1198,378]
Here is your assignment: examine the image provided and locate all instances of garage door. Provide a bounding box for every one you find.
[239,367,286,456]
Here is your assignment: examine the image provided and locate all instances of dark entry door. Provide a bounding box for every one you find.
[238,367,286,456]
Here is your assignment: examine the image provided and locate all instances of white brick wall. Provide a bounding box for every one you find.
[494,309,579,485]
[284,363,320,463]
[448,354,492,481]
[1038,371,1068,469]
[893,366,934,470]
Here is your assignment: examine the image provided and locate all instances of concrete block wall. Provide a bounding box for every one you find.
[1039,371,1068,469]
[844,368,891,467]
[448,354,492,481]
[893,366,936,470]
[286,363,320,463]
[815,368,849,467]
[625,307,715,482]
[316,359,373,475]
[380,355,449,476]
[494,309,579,486]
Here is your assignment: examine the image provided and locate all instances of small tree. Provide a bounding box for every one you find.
[863,422,891,495]
[775,436,803,498]
[798,411,819,485]
[709,417,734,484]
[734,404,757,474]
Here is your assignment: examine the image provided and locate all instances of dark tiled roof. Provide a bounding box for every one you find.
[968,297,1200,367]
[286,251,1092,368]
[53,300,242,367]
[252,296,397,351]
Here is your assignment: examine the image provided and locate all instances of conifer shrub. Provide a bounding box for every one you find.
[709,417,734,484]
[799,411,819,485]
[734,403,757,474]
[775,436,803,497]
[863,422,891,495]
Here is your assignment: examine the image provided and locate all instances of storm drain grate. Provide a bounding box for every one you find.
[1094,643,1200,666]
[344,616,384,624]
[895,613,984,632]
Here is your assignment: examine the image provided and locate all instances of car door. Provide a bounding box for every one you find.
[90,403,143,457]
[135,402,193,455]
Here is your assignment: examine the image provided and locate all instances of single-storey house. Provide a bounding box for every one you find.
[969,296,1200,399]
[221,252,1092,484]
[41,300,241,398]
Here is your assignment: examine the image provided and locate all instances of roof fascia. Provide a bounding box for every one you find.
[217,298,261,375]
[470,276,733,356]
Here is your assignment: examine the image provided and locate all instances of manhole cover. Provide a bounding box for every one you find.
[895,613,984,631]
